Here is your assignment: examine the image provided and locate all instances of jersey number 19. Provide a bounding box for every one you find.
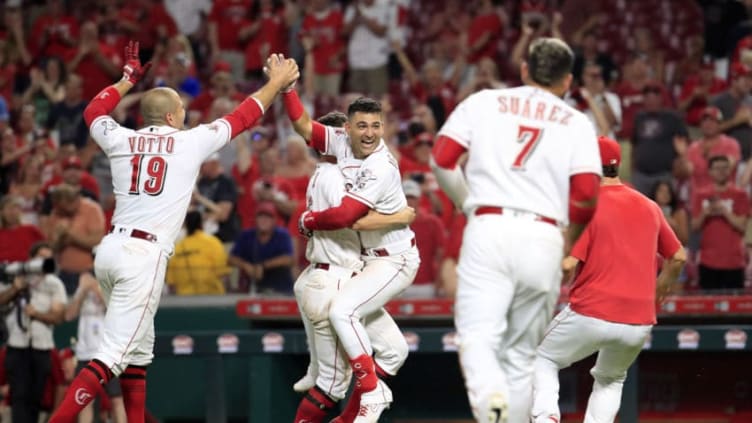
[129,155,168,196]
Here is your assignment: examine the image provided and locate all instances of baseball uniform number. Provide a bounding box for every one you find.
[512,125,544,170]
[128,155,168,196]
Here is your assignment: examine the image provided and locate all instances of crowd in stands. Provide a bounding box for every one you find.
[1,0,752,301]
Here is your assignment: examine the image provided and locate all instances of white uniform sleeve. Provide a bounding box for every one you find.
[322,125,351,159]
[89,115,128,154]
[184,118,233,160]
[437,94,476,148]
[345,157,395,208]
[569,115,603,176]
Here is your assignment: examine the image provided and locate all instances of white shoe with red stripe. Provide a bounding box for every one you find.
[353,379,392,423]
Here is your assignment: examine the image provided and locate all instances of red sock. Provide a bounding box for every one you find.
[294,386,336,423]
[49,359,111,423]
[337,355,378,422]
[120,366,147,423]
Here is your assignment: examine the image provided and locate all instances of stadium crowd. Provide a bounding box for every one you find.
[0,0,751,302]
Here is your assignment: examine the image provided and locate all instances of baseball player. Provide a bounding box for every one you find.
[431,38,602,423]
[282,79,420,422]
[293,111,415,422]
[531,136,686,423]
[49,41,299,423]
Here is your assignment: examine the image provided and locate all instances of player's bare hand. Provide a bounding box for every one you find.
[265,54,299,92]
[12,276,27,291]
[122,40,152,85]
[396,206,416,225]
[561,255,579,283]
[24,304,37,319]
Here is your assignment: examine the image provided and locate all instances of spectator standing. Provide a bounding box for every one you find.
[465,0,503,69]
[567,62,621,138]
[0,242,66,423]
[677,60,727,128]
[0,195,45,263]
[299,0,345,97]
[650,180,690,246]
[400,180,444,298]
[116,0,178,62]
[40,184,105,295]
[631,82,689,194]
[208,0,253,81]
[65,22,121,101]
[45,74,88,150]
[39,156,100,217]
[166,211,229,295]
[8,157,45,226]
[194,153,240,244]
[29,0,78,60]
[615,54,671,141]
[343,0,391,97]
[232,126,272,229]
[713,63,752,161]
[229,202,295,295]
[691,156,750,290]
[21,57,68,128]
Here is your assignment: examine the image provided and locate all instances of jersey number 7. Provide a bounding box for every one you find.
[512,125,543,170]
[129,155,168,196]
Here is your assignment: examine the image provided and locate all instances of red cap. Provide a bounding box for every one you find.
[598,135,621,167]
[700,106,723,121]
[255,202,277,218]
[213,61,232,74]
[62,156,82,170]
[731,62,752,79]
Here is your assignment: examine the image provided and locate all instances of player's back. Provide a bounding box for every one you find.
[569,184,669,324]
[306,162,362,270]
[89,116,234,246]
[445,86,600,223]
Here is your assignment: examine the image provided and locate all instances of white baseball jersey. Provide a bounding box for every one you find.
[89,115,234,246]
[438,86,602,223]
[305,162,362,270]
[319,125,414,249]
[75,291,106,361]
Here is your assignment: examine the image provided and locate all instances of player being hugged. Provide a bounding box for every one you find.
[279,55,420,422]
[49,42,299,423]
[431,38,602,423]
[531,137,686,423]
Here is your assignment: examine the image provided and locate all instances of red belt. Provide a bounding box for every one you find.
[313,263,357,277]
[361,238,416,257]
[109,225,158,242]
[474,206,558,227]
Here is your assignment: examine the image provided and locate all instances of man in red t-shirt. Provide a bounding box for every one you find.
[691,155,750,290]
[300,0,345,97]
[400,180,445,298]
[65,22,121,100]
[531,136,686,423]
[0,195,45,262]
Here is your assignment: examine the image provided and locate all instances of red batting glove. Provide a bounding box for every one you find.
[121,40,152,85]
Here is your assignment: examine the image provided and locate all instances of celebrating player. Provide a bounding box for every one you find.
[531,136,686,423]
[292,111,415,422]
[431,38,602,423]
[281,62,420,422]
[48,41,299,423]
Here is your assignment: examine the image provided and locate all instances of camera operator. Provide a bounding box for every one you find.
[0,242,67,423]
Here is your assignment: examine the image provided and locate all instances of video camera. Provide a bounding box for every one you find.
[0,258,56,283]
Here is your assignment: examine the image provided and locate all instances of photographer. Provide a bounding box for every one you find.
[0,242,66,423]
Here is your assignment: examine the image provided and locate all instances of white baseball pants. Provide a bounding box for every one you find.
[455,214,563,423]
[329,248,419,361]
[532,306,651,423]
[93,233,171,376]
[295,263,410,400]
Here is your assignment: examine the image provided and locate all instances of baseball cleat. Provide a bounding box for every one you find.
[487,392,508,423]
[353,379,392,423]
[293,373,316,393]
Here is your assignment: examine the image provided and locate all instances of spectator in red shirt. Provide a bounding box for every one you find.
[615,53,672,140]
[65,21,121,100]
[691,155,750,291]
[242,0,287,81]
[40,155,100,217]
[117,0,178,61]
[677,60,727,127]
[300,0,345,97]
[188,62,246,124]
[676,107,741,198]
[208,0,253,80]
[276,136,315,203]
[0,195,45,263]
[400,179,445,298]
[465,0,502,66]
[29,0,78,60]
[232,126,273,229]
[251,147,298,225]
[532,136,685,423]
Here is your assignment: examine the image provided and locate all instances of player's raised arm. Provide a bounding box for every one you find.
[83,40,151,127]
[279,80,327,151]
[221,54,299,140]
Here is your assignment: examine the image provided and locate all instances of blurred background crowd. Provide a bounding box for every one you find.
[1,0,752,302]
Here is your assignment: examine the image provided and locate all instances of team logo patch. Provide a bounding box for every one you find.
[355,169,376,189]
[262,332,285,353]
[725,329,747,350]
[74,388,93,405]
[217,333,240,354]
[677,328,700,350]
[100,120,117,135]
[172,335,195,355]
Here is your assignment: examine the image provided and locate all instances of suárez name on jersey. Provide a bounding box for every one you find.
[497,95,573,126]
[128,136,176,154]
